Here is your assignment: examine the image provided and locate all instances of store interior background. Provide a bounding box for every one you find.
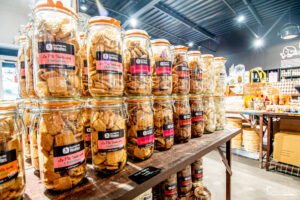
[1,0,300,71]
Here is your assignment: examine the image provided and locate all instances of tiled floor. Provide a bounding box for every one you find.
[203,151,300,200]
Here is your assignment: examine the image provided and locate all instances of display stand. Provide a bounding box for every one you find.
[264,112,300,172]
[23,127,241,200]
[226,110,266,168]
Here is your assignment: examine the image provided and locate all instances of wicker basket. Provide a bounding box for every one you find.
[243,128,259,152]
[227,117,243,149]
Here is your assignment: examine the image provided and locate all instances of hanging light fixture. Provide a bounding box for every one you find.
[279,8,300,40]
[279,23,300,40]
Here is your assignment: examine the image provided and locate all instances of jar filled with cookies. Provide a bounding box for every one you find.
[87,17,123,97]
[177,165,193,199]
[126,96,154,160]
[191,158,203,194]
[124,30,152,95]
[79,33,90,97]
[17,36,28,98]
[213,57,227,96]
[90,98,126,174]
[25,23,37,98]
[172,46,190,94]
[203,96,216,133]
[29,106,40,172]
[82,100,92,160]
[188,51,202,94]
[161,173,178,200]
[37,100,86,191]
[190,95,204,137]
[0,101,25,200]
[151,39,173,95]
[33,0,82,98]
[214,96,225,131]
[200,54,214,95]
[153,96,174,150]
[173,95,191,143]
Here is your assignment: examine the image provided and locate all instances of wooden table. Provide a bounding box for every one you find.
[263,112,300,171]
[23,127,241,200]
[226,110,266,168]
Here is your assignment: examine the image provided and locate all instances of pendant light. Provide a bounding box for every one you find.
[279,9,300,40]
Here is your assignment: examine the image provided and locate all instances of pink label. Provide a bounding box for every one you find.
[137,134,154,146]
[98,137,125,151]
[85,133,91,141]
[163,129,174,137]
[96,60,123,73]
[20,68,25,78]
[130,65,151,74]
[84,66,88,75]
[53,149,85,169]
[156,66,172,75]
[178,71,190,78]
[38,52,75,66]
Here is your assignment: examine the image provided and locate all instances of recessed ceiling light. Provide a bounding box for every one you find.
[188,42,194,47]
[80,4,88,11]
[253,38,264,48]
[236,15,245,23]
[130,18,137,27]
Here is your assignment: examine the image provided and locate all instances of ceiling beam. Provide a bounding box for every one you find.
[220,0,258,38]
[154,2,217,41]
[122,0,161,27]
[242,0,264,27]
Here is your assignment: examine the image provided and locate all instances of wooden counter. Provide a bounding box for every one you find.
[24,127,241,200]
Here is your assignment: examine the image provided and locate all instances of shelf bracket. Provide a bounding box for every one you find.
[217,147,232,176]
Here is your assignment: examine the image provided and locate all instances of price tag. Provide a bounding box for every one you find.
[129,166,161,184]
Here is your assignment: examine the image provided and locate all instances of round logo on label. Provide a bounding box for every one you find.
[103,53,108,59]
[46,43,53,51]
[136,59,140,64]
[62,147,70,154]
[104,133,110,139]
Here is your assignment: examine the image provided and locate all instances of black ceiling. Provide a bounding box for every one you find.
[78,0,300,51]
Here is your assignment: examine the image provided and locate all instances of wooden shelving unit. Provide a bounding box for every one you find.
[23,127,241,200]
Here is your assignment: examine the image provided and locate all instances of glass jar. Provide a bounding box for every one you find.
[37,100,86,191]
[18,100,31,161]
[79,33,90,97]
[190,95,204,137]
[161,173,178,200]
[29,107,40,172]
[172,46,190,94]
[203,96,216,133]
[33,1,81,98]
[200,55,214,95]
[196,187,211,200]
[188,51,203,94]
[153,96,174,150]
[177,165,192,199]
[90,98,126,174]
[0,101,25,199]
[173,95,191,143]
[213,57,227,96]
[124,29,152,95]
[82,100,92,161]
[151,39,172,95]
[126,96,154,160]
[25,23,37,98]
[191,158,203,195]
[214,97,226,131]
[17,36,28,98]
[87,17,123,97]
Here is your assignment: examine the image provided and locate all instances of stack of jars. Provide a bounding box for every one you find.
[157,157,211,200]
[213,57,227,131]
[187,51,205,137]
[172,46,192,143]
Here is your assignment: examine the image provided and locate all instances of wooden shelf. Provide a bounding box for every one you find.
[281,75,300,79]
[23,127,241,200]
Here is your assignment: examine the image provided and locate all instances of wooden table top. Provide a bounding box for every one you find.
[23,127,241,200]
